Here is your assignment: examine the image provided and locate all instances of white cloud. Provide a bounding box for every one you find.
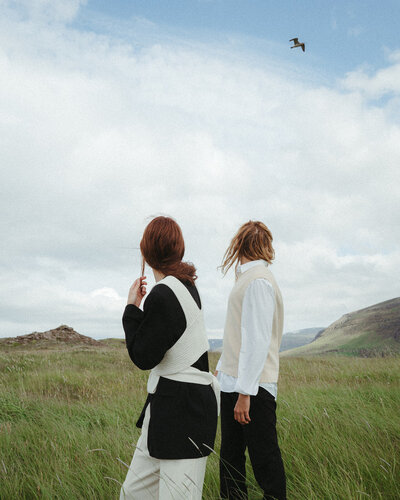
[0,265,125,339]
[1,0,87,22]
[0,3,399,338]
[342,50,400,99]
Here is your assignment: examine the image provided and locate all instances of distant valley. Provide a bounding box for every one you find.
[209,297,400,357]
[280,327,324,352]
[2,297,399,358]
[282,297,400,357]
[208,327,324,353]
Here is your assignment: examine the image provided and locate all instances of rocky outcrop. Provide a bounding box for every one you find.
[1,325,101,346]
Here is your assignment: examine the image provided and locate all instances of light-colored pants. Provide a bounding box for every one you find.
[120,406,208,500]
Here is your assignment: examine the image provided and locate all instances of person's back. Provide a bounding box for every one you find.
[120,216,218,500]
[216,220,287,500]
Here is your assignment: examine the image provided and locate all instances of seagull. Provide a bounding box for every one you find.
[290,37,305,52]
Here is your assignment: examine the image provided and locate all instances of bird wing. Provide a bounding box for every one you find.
[289,38,299,43]
[301,43,305,52]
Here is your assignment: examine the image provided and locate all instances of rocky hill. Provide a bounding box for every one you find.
[0,325,102,349]
[282,297,400,357]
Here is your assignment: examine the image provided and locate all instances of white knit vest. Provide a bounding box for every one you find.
[219,264,284,383]
[147,276,218,403]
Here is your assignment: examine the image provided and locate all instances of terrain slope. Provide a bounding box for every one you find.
[282,297,400,357]
[280,327,324,352]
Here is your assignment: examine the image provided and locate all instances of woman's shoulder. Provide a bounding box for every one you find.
[148,278,201,309]
[145,281,180,308]
[143,282,187,332]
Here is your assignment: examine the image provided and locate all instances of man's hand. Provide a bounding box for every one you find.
[127,276,147,308]
[234,394,251,425]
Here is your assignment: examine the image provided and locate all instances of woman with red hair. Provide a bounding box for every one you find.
[120,216,219,500]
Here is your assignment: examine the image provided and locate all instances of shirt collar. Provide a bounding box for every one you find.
[237,259,268,276]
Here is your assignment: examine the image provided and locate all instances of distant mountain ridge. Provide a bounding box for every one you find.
[280,327,324,352]
[6,296,399,358]
[208,327,324,353]
[282,297,400,357]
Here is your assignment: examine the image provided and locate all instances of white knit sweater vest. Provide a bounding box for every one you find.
[147,276,212,395]
[219,264,284,383]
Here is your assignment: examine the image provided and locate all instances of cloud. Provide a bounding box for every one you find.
[1,0,87,23]
[342,50,400,99]
[0,3,399,338]
[0,271,125,339]
[276,239,400,328]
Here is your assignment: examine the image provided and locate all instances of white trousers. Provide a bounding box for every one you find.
[120,406,208,500]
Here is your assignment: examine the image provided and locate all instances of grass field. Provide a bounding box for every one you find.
[1,346,399,499]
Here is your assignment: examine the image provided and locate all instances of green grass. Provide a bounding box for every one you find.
[334,331,400,357]
[1,348,399,499]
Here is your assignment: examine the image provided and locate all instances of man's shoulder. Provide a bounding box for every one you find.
[247,278,274,293]
[240,264,274,282]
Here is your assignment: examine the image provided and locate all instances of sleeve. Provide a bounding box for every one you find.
[122,285,186,370]
[234,279,275,396]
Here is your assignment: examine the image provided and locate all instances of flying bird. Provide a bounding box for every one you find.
[290,38,305,52]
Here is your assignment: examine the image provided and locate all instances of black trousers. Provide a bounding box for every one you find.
[219,388,286,500]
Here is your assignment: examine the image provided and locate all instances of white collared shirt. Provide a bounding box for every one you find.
[216,260,277,399]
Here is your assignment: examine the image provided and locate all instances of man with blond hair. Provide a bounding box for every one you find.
[216,221,286,500]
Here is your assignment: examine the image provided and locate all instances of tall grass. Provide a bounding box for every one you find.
[0,348,399,499]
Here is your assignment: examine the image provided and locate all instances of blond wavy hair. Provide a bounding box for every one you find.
[220,221,275,274]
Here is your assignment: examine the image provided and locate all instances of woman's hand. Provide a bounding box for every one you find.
[234,394,251,425]
[127,276,147,308]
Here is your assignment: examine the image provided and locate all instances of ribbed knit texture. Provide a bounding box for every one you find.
[219,265,284,383]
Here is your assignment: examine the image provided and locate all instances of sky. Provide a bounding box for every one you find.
[1,0,399,339]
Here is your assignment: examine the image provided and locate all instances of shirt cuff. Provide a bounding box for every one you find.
[234,379,259,396]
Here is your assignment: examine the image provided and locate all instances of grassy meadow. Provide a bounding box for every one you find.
[0,345,399,499]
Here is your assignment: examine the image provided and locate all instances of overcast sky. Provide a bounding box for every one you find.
[1,0,399,339]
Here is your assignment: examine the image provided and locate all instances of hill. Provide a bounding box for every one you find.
[0,325,102,350]
[98,338,126,347]
[280,327,324,352]
[282,297,400,357]
[208,328,324,354]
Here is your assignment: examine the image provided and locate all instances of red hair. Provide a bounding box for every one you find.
[140,216,197,285]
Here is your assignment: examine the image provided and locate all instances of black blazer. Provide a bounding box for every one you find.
[122,279,218,459]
